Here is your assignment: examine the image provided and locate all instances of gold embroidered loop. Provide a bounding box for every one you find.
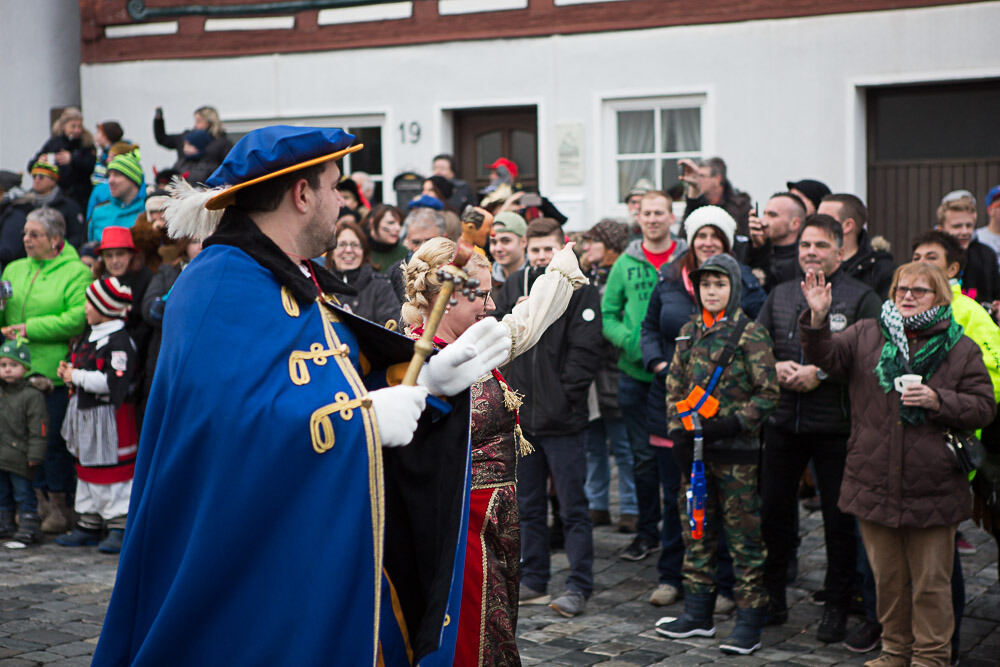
[281,286,300,317]
[310,391,372,454]
[288,343,351,385]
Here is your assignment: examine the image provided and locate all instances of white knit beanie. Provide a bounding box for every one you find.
[684,205,737,249]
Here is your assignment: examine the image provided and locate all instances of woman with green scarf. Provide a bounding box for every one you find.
[798,261,994,667]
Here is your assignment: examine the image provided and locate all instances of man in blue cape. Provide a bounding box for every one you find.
[92,126,510,665]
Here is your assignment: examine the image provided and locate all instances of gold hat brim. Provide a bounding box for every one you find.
[205,143,364,210]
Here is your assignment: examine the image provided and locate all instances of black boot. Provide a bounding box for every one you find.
[816,602,849,643]
[0,510,14,538]
[720,607,767,655]
[655,592,716,638]
[9,513,40,547]
[766,587,788,626]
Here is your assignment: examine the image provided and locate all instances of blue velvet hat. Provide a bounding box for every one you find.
[204,126,362,210]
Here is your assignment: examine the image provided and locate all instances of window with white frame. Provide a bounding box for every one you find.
[225,115,385,203]
[606,96,704,203]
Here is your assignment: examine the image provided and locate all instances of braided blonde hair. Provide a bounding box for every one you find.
[401,237,490,327]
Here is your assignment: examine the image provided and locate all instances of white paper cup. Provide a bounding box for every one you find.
[894,374,923,393]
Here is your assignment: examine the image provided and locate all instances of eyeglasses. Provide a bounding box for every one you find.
[894,286,934,298]
[336,242,362,250]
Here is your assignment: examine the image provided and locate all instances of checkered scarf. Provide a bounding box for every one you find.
[875,301,963,424]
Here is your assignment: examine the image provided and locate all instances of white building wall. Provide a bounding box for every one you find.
[0,1,81,186]
[80,1,1000,229]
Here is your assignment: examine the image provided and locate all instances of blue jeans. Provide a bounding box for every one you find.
[33,386,75,494]
[584,417,637,515]
[0,471,37,514]
[518,431,594,597]
[618,375,660,544]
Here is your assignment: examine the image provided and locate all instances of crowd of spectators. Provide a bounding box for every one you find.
[1,105,999,666]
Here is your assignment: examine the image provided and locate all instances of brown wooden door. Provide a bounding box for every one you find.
[454,106,538,194]
[867,79,1000,256]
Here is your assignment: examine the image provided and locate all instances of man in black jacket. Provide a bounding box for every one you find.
[746,192,807,292]
[756,215,882,643]
[493,218,603,618]
[818,193,895,299]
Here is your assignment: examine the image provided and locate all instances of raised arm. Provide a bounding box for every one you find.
[501,243,587,361]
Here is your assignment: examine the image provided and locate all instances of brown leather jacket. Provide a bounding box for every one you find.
[800,313,995,528]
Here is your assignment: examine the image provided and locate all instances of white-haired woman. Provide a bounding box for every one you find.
[402,236,585,665]
[0,207,93,533]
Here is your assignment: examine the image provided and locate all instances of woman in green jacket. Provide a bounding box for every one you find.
[1,207,91,533]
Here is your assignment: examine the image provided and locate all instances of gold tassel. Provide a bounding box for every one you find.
[501,383,523,412]
[515,423,534,456]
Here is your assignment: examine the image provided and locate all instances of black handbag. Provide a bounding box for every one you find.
[944,429,986,480]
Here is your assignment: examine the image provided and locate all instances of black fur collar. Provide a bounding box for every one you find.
[203,207,356,305]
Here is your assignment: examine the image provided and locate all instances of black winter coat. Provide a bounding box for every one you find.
[0,189,85,267]
[153,116,232,178]
[328,263,401,327]
[840,230,896,300]
[961,239,1000,305]
[29,135,96,212]
[493,265,603,436]
[746,241,799,292]
[756,271,882,435]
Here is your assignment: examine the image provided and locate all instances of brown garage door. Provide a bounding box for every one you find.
[867,79,1000,257]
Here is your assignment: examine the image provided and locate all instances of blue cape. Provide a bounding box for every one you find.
[93,232,469,665]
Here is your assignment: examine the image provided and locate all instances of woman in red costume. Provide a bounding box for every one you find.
[402,235,585,665]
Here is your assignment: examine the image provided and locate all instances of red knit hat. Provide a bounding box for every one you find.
[97,226,136,252]
[86,277,132,319]
[487,157,518,182]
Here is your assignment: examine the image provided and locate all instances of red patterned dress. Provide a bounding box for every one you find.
[453,372,522,666]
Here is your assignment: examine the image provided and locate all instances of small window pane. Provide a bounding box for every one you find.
[476,131,502,179]
[660,157,700,196]
[618,159,655,202]
[617,110,654,154]
[661,108,701,153]
[511,130,536,176]
[348,126,383,174]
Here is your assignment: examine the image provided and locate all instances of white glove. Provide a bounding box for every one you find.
[417,317,511,396]
[369,385,428,447]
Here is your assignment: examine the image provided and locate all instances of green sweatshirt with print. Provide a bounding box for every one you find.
[602,238,678,383]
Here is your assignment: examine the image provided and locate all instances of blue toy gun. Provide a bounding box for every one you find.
[686,413,707,540]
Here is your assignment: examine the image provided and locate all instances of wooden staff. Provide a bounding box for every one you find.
[401,206,494,386]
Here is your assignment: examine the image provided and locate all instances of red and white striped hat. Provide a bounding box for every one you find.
[86,277,132,319]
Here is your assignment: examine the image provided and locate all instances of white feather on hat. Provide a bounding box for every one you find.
[164,177,227,241]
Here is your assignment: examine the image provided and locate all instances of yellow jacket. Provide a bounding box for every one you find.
[951,282,1000,402]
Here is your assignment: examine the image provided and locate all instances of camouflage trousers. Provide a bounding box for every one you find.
[676,461,768,609]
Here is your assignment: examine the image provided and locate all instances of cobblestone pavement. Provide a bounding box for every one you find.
[1,510,997,665]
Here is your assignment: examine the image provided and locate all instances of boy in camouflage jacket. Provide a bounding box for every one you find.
[656,253,778,655]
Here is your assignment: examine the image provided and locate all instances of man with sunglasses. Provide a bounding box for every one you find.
[756,214,882,643]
